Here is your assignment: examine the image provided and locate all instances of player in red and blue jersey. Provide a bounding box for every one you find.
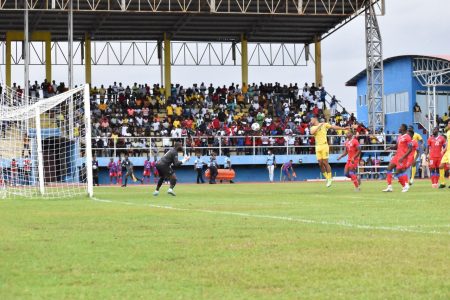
[143,157,152,184]
[150,159,159,183]
[337,131,361,191]
[116,158,123,185]
[281,160,295,181]
[107,158,117,184]
[383,124,413,193]
[427,126,446,188]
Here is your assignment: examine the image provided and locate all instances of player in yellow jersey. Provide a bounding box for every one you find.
[408,125,423,185]
[438,120,450,188]
[310,117,350,187]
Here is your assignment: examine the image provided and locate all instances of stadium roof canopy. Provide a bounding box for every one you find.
[0,0,378,43]
[346,55,450,86]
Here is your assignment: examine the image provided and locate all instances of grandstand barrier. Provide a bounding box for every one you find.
[90,134,397,160]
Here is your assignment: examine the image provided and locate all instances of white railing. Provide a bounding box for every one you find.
[413,111,429,133]
[91,134,398,158]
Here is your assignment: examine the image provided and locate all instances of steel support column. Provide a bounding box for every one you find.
[5,31,52,86]
[84,33,92,84]
[241,34,248,88]
[5,35,12,86]
[163,33,171,99]
[365,1,384,132]
[314,37,322,86]
[44,33,52,82]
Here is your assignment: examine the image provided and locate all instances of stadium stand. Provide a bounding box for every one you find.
[2,80,398,158]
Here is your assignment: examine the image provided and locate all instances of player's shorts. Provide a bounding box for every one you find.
[143,170,151,176]
[156,163,174,179]
[429,157,442,169]
[315,144,329,160]
[391,155,408,170]
[441,151,450,165]
[406,157,415,169]
[109,172,116,177]
[345,158,359,170]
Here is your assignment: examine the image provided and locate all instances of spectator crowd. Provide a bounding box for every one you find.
[2,79,396,157]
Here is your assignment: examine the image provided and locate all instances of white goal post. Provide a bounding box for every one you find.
[0,84,93,198]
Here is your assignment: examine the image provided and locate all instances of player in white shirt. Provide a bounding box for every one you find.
[266,150,276,182]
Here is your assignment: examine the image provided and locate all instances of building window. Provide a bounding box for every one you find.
[384,92,409,114]
[359,95,367,106]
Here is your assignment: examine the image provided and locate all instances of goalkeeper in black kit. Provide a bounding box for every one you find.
[153,142,190,196]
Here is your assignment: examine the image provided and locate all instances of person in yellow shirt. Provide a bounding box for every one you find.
[408,125,423,184]
[174,105,182,116]
[439,120,450,188]
[310,116,349,187]
[166,105,173,117]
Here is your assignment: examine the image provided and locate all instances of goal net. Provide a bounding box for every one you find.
[0,84,93,198]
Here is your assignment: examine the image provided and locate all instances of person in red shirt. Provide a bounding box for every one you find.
[383,124,413,193]
[10,159,18,186]
[107,158,117,184]
[427,126,446,188]
[116,158,123,185]
[337,131,361,191]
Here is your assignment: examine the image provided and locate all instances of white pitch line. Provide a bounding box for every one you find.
[91,197,450,236]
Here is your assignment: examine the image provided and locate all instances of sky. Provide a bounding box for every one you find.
[5,0,450,114]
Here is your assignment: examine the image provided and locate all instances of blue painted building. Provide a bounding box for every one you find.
[346,55,450,134]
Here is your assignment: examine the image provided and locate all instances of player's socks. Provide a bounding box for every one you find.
[169,178,177,189]
[386,171,393,185]
[156,177,164,191]
[401,174,409,187]
[327,172,332,180]
[411,166,417,182]
[439,168,446,185]
[322,172,328,179]
[350,174,359,188]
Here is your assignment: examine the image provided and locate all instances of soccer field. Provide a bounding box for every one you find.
[0,181,449,299]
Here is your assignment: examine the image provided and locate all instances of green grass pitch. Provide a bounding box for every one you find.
[0,181,449,299]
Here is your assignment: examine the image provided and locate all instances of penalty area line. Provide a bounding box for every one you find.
[90,197,449,236]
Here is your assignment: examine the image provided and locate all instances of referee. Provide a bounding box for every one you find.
[153,142,190,196]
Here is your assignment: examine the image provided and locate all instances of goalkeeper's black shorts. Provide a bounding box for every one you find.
[156,163,174,179]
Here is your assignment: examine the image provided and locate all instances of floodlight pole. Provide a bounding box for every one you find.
[68,0,74,139]
[68,0,73,89]
[365,0,384,133]
[24,0,29,101]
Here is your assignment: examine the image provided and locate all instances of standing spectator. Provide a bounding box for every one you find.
[92,156,99,186]
[208,152,219,184]
[220,154,234,184]
[10,159,18,186]
[420,152,430,179]
[194,153,205,184]
[266,149,276,182]
[23,156,31,185]
[330,96,339,117]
